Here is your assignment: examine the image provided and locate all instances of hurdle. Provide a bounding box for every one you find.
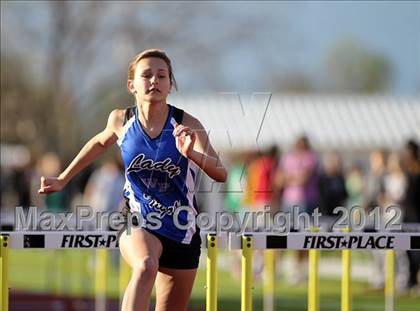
[229,231,420,311]
[0,231,229,311]
[1,231,419,311]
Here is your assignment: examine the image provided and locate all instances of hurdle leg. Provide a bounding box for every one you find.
[308,248,320,311]
[242,235,253,311]
[1,235,10,311]
[0,236,3,311]
[206,234,218,311]
[263,249,275,311]
[385,250,395,311]
[341,227,351,311]
[308,227,320,311]
[341,248,351,311]
[95,249,108,311]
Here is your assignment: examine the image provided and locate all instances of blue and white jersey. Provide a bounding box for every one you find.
[117,104,199,244]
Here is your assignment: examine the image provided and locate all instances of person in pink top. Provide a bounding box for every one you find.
[281,135,319,214]
[280,135,320,284]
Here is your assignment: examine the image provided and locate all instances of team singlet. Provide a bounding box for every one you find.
[117,104,199,244]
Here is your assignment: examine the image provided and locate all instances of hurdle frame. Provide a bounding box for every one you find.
[241,235,253,311]
[1,231,419,311]
[341,228,352,311]
[206,233,218,311]
[308,227,320,311]
[1,235,9,311]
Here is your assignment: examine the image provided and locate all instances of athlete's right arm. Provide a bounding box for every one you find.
[38,109,125,194]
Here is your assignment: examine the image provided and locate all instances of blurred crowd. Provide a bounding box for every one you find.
[224,137,420,226]
[1,136,419,291]
[223,136,420,292]
[0,152,125,217]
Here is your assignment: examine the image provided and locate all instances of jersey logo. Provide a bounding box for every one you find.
[143,194,181,218]
[127,153,181,178]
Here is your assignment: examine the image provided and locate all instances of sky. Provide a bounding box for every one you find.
[293,1,420,94]
[216,1,420,94]
[1,1,419,96]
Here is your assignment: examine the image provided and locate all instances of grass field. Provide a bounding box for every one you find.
[7,249,420,311]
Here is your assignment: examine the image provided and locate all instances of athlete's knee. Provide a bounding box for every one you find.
[131,256,159,281]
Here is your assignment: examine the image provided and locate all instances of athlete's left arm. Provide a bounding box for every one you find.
[179,112,227,182]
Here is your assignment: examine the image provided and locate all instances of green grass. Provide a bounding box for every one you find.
[7,249,420,311]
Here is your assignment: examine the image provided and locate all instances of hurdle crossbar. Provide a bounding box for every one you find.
[1,231,419,311]
[228,232,420,250]
[1,231,419,250]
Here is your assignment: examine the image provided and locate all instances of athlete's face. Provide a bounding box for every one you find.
[128,57,171,103]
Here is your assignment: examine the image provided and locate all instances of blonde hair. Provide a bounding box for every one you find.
[127,49,178,91]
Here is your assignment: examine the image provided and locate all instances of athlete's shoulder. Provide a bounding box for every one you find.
[106,109,127,137]
[182,110,205,130]
[109,108,126,118]
[108,109,125,125]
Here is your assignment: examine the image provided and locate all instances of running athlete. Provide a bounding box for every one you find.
[38,49,227,311]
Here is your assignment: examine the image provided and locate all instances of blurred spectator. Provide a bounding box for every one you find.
[83,157,125,227]
[281,135,320,215]
[253,145,279,213]
[224,152,246,215]
[384,152,410,292]
[0,149,38,210]
[401,139,420,291]
[11,164,31,208]
[402,140,420,223]
[232,147,280,280]
[280,135,320,285]
[83,156,125,268]
[0,167,4,208]
[384,152,407,211]
[241,149,273,279]
[224,152,247,280]
[363,149,387,214]
[318,152,348,231]
[345,162,364,208]
[364,149,388,289]
[319,152,348,216]
[242,146,280,229]
[38,152,68,212]
[242,150,259,211]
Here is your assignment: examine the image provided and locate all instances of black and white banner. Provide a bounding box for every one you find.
[1,231,419,250]
[229,232,420,250]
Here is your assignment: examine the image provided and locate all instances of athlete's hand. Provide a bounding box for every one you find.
[38,176,66,194]
[173,122,196,158]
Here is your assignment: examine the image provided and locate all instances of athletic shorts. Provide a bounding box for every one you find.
[119,200,201,269]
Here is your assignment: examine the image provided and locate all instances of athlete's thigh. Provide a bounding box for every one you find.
[154,267,197,311]
[119,228,162,268]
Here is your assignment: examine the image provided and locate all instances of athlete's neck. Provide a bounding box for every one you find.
[136,101,168,127]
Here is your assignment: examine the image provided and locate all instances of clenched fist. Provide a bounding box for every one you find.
[38,176,66,194]
[173,122,196,158]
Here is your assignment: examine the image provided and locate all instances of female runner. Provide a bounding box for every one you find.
[38,49,227,311]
